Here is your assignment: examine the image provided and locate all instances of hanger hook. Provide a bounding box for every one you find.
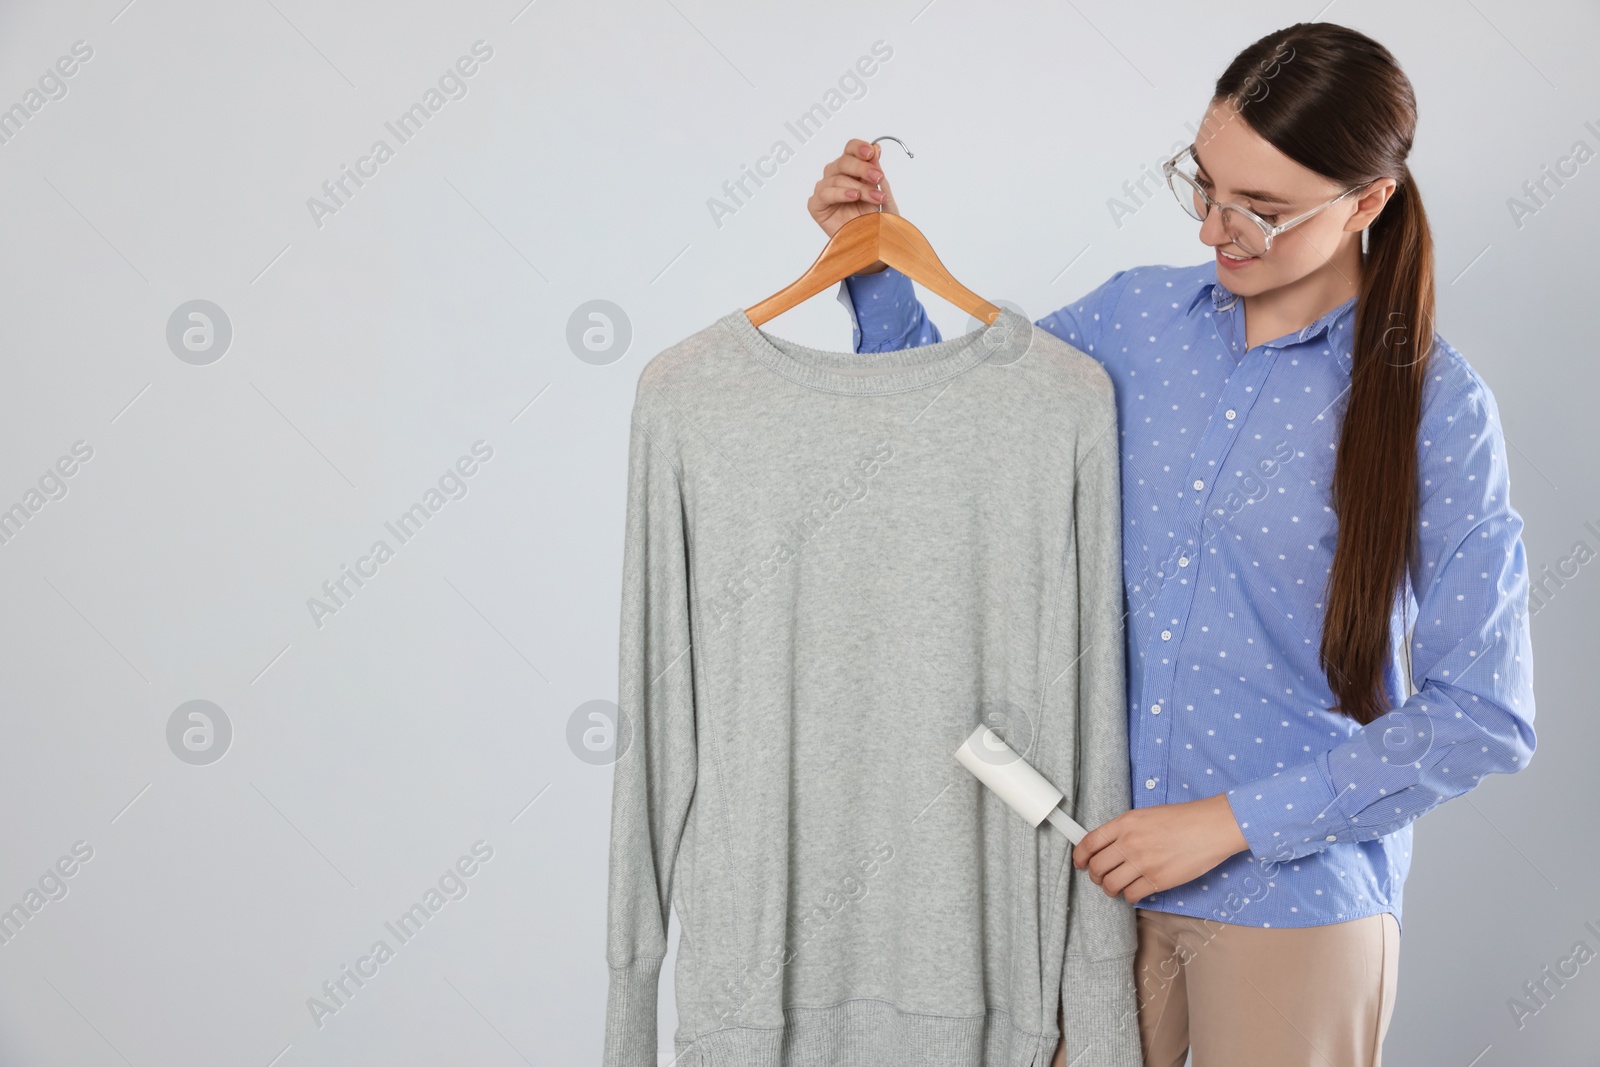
[870,135,913,159]
[868,136,911,213]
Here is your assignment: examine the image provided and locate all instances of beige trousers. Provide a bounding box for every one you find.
[1052,906,1400,1067]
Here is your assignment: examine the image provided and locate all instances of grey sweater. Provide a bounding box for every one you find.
[603,306,1142,1067]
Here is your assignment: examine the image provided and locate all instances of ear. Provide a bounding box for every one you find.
[1344,177,1398,233]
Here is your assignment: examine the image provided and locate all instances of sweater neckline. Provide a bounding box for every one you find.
[722,305,1030,396]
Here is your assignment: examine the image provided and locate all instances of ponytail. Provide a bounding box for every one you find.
[1323,165,1435,724]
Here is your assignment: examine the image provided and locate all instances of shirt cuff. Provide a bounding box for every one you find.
[1224,755,1351,864]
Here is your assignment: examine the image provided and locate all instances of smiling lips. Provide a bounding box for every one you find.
[1217,248,1257,270]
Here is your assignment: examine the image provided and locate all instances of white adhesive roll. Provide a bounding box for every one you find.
[953,724,1089,844]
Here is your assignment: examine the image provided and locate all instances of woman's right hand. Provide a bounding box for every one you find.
[808,139,899,271]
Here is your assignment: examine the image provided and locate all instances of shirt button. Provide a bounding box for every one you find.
[1177,556,1190,567]
[1150,704,1161,714]
[1192,479,1204,490]
[1225,409,1237,420]
[1160,629,1172,641]
[1145,779,1158,789]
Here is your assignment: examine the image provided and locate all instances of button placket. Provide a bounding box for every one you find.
[1134,344,1281,805]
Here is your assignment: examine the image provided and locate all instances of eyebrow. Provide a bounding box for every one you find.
[1190,144,1293,206]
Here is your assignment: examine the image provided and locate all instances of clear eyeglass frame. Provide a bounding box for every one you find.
[1161,143,1371,256]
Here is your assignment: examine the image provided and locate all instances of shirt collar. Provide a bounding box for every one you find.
[1193,278,1357,370]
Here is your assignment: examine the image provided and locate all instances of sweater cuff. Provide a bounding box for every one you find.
[602,957,662,1067]
[1061,951,1143,1067]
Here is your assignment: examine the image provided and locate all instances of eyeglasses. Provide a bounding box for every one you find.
[1161,143,1369,257]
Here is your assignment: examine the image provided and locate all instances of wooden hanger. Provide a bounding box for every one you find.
[744,136,1002,328]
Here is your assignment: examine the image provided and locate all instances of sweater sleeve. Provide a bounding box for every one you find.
[602,393,698,1067]
[1058,376,1143,1067]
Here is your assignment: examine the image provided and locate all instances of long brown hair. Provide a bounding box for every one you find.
[1216,23,1435,726]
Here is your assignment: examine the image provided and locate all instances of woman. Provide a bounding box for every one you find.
[806,22,1536,1067]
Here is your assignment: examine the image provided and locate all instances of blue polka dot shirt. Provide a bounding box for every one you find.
[838,261,1537,934]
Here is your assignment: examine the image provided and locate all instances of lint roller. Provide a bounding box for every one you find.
[953,724,1090,844]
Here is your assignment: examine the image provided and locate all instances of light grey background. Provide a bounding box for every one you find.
[0,1,1592,1064]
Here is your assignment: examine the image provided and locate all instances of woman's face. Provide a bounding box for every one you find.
[1187,97,1385,296]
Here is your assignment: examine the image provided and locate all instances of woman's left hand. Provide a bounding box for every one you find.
[1072,793,1252,903]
